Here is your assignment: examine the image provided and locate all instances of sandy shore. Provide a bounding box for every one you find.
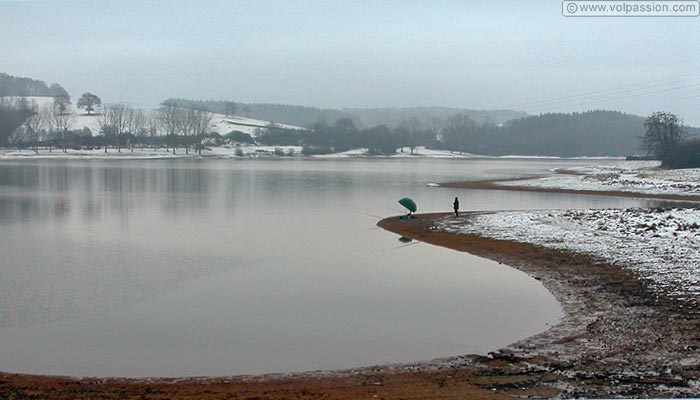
[2,212,699,398]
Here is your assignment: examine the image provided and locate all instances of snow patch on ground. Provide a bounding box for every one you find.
[208,113,305,136]
[438,208,700,305]
[312,147,479,159]
[496,160,700,197]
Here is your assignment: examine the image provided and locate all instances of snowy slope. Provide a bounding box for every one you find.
[7,96,305,137]
[209,113,305,136]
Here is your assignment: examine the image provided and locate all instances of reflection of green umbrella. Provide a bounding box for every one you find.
[398,236,413,243]
[398,197,417,213]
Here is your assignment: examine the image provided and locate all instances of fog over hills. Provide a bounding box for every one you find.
[2,72,698,157]
[2,2,697,124]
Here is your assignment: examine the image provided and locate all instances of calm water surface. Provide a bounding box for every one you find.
[0,158,666,377]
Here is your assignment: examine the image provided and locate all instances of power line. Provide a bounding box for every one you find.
[526,82,700,113]
[500,74,696,110]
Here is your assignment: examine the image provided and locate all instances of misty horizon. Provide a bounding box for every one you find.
[1,0,699,124]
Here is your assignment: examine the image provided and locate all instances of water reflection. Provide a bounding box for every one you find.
[0,158,685,377]
[1,159,688,227]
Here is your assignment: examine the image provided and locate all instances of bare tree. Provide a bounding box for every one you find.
[127,108,146,152]
[53,95,71,115]
[439,114,478,153]
[22,102,49,153]
[50,103,75,152]
[192,108,213,155]
[146,110,160,149]
[400,117,422,155]
[97,107,114,152]
[98,104,133,152]
[426,116,443,136]
[8,126,26,149]
[179,108,197,154]
[158,104,181,154]
[45,105,56,152]
[224,101,237,118]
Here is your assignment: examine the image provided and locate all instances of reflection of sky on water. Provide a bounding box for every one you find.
[0,158,669,377]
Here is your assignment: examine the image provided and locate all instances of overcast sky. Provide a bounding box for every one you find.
[1,0,699,123]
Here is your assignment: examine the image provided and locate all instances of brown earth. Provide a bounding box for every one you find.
[2,212,699,399]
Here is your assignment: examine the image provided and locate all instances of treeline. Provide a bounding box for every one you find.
[8,105,680,158]
[164,99,527,130]
[163,98,356,128]
[256,110,673,157]
[0,72,69,98]
[9,102,219,154]
[343,106,527,128]
[490,110,649,156]
[163,100,656,156]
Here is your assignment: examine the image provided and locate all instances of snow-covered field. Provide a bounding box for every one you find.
[208,113,304,136]
[7,96,306,137]
[0,146,480,160]
[439,208,700,305]
[497,160,700,197]
[313,147,477,158]
[0,146,304,160]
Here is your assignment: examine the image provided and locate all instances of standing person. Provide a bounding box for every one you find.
[453,197,459,217]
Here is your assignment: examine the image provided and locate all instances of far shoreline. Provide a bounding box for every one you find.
[440,178,700,202]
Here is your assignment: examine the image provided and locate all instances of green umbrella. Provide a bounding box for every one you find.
[398,197,417,214]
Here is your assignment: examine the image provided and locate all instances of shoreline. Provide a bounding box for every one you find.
[378,213,700,397]
[440,178,700,203]
[2,213,698,398]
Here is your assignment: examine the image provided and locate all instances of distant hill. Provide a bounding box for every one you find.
[342,106,528,127]
[163,99,355,128]
[163,99,527,129]
[0,72,69,98]
[0,73,71,145]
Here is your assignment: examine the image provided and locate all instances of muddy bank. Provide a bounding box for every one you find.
[378,213,700,398]
[441,179,700,202]
[2,213,700,399]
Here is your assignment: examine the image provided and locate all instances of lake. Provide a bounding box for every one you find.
[0,158,666,377]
